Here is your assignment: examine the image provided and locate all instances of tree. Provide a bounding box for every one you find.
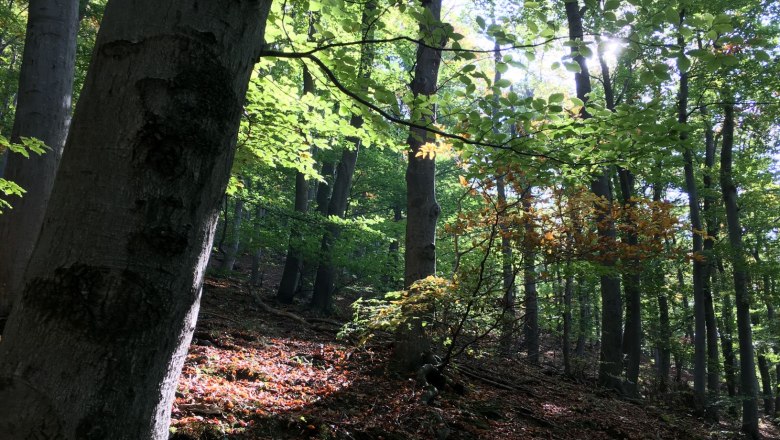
[0,0,79,319]
[0,1,272,438]
[390,0,446,372]
[310,0,378,313]
[720,100,759,438]
[563,0,623,393]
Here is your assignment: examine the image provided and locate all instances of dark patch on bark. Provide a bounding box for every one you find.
[76,412,109,440]
[100,39,141,59]
[23,266,167,342]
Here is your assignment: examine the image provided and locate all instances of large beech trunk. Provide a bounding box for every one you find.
[0,0,79,318]
[564,0,622,391]
[391,0,445,373]
[720,101,759,438]
[0,2,271,438]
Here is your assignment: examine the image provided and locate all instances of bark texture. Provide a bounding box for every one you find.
[0,2,271,438]
[0,0,79,318]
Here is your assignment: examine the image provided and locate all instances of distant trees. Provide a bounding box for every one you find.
[0,0,79,319]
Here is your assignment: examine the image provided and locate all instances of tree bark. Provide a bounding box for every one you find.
[0,2,271,438]
[720,101,759,439]
[564,0,622,392]
[391,0,445,373]
[0,0,79,318]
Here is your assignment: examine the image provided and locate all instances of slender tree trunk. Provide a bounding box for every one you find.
[575,275,589,358]
[277,43,316,303]
[563,266,573,375]
[701,106,720,420]
[564,0,622,392]
[717,261,738,413]
[310,1,376,313]
[653,186,671,392]
[757,349,774,416]
[0,2,271,438]
[617,167,641,396]
[677,21,707,413]
[492,38,516,355]
[0,0,79,318]
[521,189,539,364]
[220,193,245,272]
[391,0,445,373]
[720,101,759,438]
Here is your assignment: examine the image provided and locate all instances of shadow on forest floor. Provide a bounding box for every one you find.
[169,268,780,440]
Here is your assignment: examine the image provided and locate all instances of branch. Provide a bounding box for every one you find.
[258,48,573,164]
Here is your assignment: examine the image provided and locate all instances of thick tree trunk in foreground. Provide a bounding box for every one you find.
[564,0,622,392]
[391,0,445,373]
[720,101,759,439]
[0,0,79,318]
[0,2,271,438]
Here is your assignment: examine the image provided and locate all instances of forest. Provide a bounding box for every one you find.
[0,0,778,438]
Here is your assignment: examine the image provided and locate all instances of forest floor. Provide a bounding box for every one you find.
[169,268,780,440]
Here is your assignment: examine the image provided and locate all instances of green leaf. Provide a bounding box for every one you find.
[475,16,486,30]
[496,62,509,74]
[564,61,582,73]
[677,55,691,72]
[548,93,565,103]
[604,0,620,11]
[495,78,511,88]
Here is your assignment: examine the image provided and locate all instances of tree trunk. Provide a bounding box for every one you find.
[521,189,539,364]
[717,261,738,414]
[720,101,759,439]
[564,0,622,392]
[700,105,720,420]
[563,266,573,376]
[492,39,516,356]
[0,0,79,318]
[654,184,671,393]
[617,167,641,396]
[677,24,707,414]
[391,0,445,373]
[0,2,271,438]
[310,1,376,313]
[757,349,774,416]
[575,275,588,357]
[220,193,245,272]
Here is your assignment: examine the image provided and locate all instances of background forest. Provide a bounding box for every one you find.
[0,0,779,439]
